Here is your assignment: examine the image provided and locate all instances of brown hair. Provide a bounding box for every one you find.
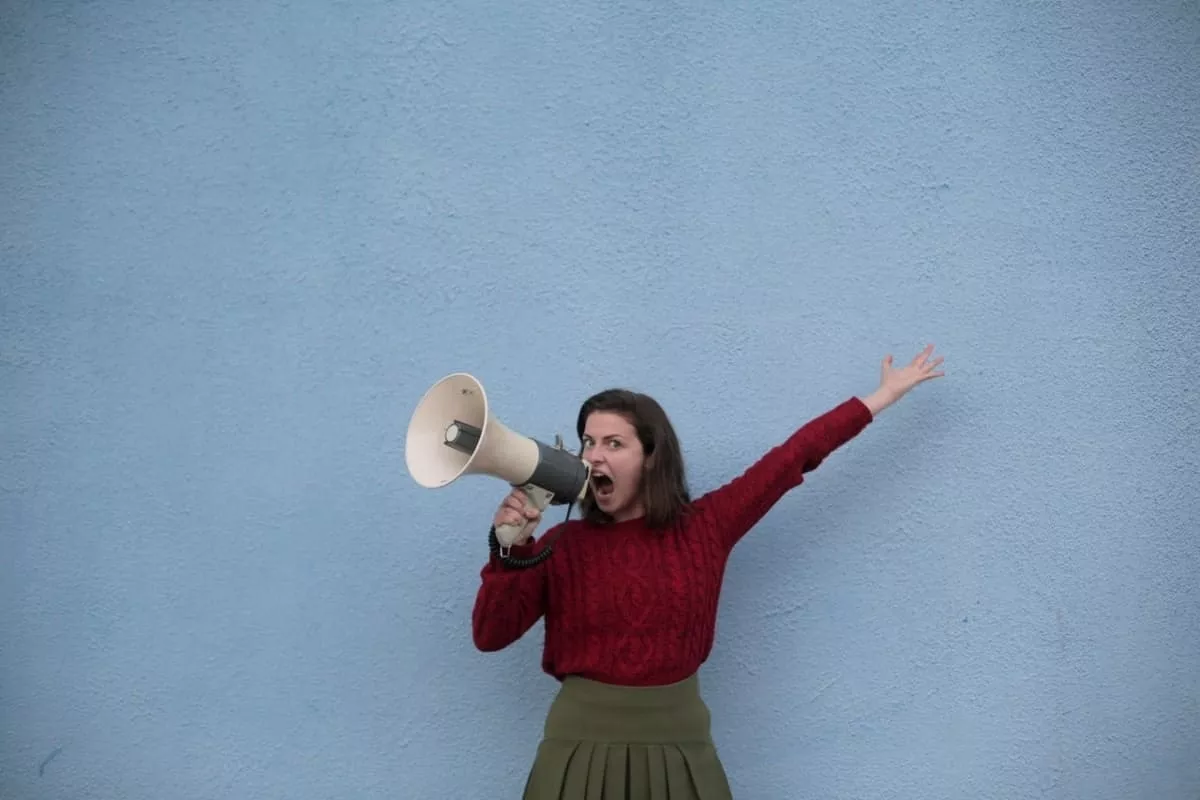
[574,388,690,529]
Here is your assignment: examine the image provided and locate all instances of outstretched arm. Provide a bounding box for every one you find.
[694,344,945,551]
[471,530,550,651]
[691,397,873,551]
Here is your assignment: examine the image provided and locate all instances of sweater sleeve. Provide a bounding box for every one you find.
[471,528,551,652]
[691,397,874,552]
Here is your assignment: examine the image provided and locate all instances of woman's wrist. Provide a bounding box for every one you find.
[861,386,898,416]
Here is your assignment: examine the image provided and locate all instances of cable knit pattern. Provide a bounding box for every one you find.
[471,397,874,686]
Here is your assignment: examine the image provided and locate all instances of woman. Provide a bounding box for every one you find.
[472,345,945,798]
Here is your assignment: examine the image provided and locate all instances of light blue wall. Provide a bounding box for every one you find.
[3,1,1197,798]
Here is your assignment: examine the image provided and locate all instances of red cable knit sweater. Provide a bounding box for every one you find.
[471,397,874,687]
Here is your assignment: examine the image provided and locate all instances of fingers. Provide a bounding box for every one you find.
[496,489,540,530]
[889,345,938,369]
[506,492,539,518]
[882,345,946,389]
[911,343,935,366]
[921,355,945,381]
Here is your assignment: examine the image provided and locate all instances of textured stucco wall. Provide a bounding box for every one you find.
[2,1,1198,798]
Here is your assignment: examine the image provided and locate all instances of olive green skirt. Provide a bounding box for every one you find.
[522,674,733,800]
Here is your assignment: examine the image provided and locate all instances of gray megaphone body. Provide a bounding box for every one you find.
[405,373,591,553]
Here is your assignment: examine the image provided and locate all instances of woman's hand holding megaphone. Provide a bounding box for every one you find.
[494,487,542,544]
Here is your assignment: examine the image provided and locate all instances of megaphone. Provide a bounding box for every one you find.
[405,372,591,552]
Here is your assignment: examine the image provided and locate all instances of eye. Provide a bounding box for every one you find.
[608,439,621,449]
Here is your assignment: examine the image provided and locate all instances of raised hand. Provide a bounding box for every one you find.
[863,344,945,415]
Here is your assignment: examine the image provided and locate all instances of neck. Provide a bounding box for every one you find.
[611,501,645,523]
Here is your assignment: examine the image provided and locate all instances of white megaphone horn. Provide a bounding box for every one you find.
[405,372,591,552]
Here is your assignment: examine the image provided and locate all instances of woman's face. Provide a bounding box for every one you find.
[581,411,645,522]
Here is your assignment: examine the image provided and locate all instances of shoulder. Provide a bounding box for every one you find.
[681,500,718,527]
[662,503,718,543]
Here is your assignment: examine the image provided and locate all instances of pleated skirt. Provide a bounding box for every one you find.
[522,673,733,800]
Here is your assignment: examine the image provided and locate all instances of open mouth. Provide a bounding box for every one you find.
[591,473,615,499]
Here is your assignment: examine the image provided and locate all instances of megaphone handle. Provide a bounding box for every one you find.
[494,484,555,553]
